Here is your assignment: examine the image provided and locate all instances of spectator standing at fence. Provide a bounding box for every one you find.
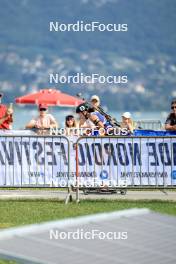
[165,100,176,130]
[25,104,58,130]
[65,115,78,135]
[90,95,100,108]
[65,115,77,128]
[0,92,13,130]
[120,112,135,133]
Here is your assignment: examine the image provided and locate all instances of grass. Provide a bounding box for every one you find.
[0,199,176,264]
[0,260,18,264]
[0,199,176,229]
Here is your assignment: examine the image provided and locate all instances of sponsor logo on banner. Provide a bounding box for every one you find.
[171,170,176,180]
[76,138,176,186]
[28,171,45,177]
[0,136,176,186]
[100,170,109,180]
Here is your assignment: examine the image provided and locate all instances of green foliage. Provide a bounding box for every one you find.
[0,199,176,229]
[0,260,18,264]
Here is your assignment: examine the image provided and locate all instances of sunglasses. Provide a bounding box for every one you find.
[171,106,176,110]
[39,108,47,111]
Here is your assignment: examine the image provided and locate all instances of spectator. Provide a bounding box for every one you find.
[65,115,78,136]
[0,92,13,130]
[90,95,100,108]
[65,115,77,128]
[165,100,176,130]
[120,112,134,133]
[25,104,58,130]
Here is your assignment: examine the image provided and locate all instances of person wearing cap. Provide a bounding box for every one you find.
[0,92,13,130]
[90,95,100,108]
[25,104,58,130]
[120,112,135,133]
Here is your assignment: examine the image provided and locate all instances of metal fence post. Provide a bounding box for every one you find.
[75,142,80,203]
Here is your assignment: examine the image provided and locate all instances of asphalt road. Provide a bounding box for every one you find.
[0,189,176,201]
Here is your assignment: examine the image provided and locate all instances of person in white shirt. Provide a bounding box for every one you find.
[25,104,58,130]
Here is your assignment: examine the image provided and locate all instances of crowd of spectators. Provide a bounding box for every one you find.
[0,91,176,134]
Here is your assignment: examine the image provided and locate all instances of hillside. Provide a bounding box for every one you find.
[0,0,176,110]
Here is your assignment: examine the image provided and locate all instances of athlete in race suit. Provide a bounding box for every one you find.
[76,103,112,135]
[90,111,112,130]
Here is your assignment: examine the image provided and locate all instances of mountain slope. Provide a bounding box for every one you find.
[0,0,176,110]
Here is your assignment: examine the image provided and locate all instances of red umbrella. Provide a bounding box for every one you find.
[15,89,83,107]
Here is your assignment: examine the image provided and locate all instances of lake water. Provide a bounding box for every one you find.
[12,106,168,130]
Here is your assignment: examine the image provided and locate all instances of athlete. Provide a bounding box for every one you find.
[76,103,112,135]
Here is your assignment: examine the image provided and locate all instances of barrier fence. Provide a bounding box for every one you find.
[0,135,70,187]
[75,136,176,201]
[1,134,176,203]
[135,120,162,130]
